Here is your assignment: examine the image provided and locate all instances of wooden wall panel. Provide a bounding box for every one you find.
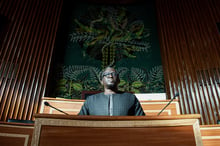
[0,122,34,146]
[0,0,63,121]
[156,0,220,124]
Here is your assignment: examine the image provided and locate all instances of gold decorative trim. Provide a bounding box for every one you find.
[31,119,42,146]
[202,136,220,139]
[37,118,197,127]
[144,110,171,115]
[49,108,80,114]
[175,102,181,114]
[200,127,220,130]
[0,124,34,129]
[193,120,203,146]
[140,101,179,105]
[200,126,220,140]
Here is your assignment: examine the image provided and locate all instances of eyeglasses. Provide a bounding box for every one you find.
[102,72,118,77]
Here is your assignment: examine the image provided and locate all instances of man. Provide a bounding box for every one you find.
[78,66,145,116]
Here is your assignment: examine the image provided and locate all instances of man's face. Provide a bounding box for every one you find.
[101,68,119,89]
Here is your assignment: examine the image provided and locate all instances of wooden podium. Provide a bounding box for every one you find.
[31,114,203,146]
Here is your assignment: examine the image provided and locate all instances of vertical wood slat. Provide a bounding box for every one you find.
[23,0,51,120]
[195,0,219,124]
[10,0,42,120]
[1,0,37,120]
[184,0,219,124]
[0,0,63,121]
[31,0,63,120]
[203,0,220,121]
[186,0,212,123]
[17,0,49,120]
[0,0,29,119]
[156,0,220,124]
[3,0,35,121]
[178,0,211,124]
[209,0,220,121]
[27,0,62,120]
[170,0,194,115]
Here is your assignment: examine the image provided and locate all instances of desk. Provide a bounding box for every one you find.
[40,97,180,116]
[32,114,202,146]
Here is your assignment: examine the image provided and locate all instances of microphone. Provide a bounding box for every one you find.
[157,93,179,116]
[44,101,69,115]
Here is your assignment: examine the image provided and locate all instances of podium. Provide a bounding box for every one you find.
[31,114,203,146]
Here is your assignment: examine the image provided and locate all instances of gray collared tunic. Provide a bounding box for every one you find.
[78,92,145,116]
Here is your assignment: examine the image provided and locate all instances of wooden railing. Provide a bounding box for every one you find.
[0,122,34,146]
[39,97,180,116]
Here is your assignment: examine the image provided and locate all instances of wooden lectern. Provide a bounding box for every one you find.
[31,114,203,146]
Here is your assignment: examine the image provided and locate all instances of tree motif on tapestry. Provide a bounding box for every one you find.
[53,5,165,99]
[69,6,151,68]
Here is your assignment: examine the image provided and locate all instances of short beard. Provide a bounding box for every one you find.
[106,83,117,90]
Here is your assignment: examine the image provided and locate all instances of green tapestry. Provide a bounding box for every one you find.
[52,1,165,99]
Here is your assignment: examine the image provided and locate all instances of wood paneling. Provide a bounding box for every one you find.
[0,0,63,121]
[156,0,220,124]
[200,125,220,146]
[0,122,34,146]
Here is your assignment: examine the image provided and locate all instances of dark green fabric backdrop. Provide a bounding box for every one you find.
[50,1,165,99]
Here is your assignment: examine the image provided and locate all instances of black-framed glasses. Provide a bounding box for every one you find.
[102,72,118,77]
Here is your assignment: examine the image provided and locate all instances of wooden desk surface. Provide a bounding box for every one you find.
[32,114,202,146]
[34,113,200,120]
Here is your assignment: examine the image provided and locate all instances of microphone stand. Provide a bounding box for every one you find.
[157,93,179,116]
[44,102,69,115]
